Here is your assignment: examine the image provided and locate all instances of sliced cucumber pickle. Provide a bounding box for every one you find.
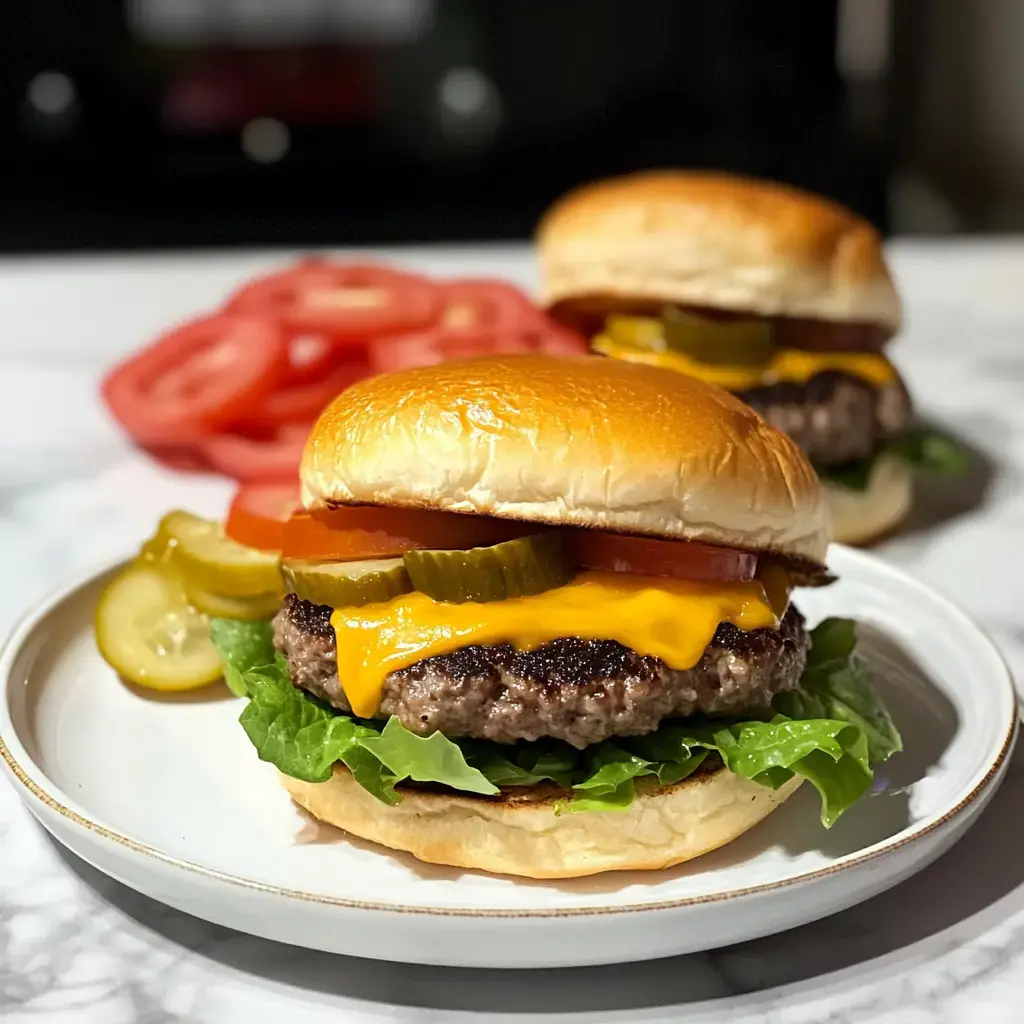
[282,558,412,607]
[404,533,571,604]
[163,510,282,597]
[95,564,223,691]
[604,314,666,352]
[133,511,180,569]
[184,582,281,621]
[662,307,775,366]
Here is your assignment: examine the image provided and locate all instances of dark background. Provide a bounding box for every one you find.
[0,0,1017,252]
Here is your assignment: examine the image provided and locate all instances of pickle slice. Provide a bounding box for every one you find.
[95,564,224,691]
[133,511,179,569]
[164,510,282,597]
[662,308,775,366]
[282,558,412,607]
[184,582,282,621]
[404,533,571,603]
[604,314,666,352]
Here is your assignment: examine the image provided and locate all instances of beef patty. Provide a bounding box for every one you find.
[273,595,810,748]
[738,370,913,467]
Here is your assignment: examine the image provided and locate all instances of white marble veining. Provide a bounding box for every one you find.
[2,242,1024,1023]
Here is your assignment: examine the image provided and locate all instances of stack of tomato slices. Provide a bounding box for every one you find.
[102,260,586,482]
[227,483,759,584]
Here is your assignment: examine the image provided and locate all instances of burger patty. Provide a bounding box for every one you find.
[738,370,913,467]
[273,595,809,748]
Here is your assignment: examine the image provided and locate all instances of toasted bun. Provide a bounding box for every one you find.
[301,354,829,564]
[825,452,913,546]
[281,766,802,879]
[538,171,901,335]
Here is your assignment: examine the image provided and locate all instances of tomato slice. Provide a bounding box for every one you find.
[369,326,529,374]
[437,279,536,332]
[282,506,531,560]
[279,334,336,386]
[245,355,370,425]
[369,317,588,375]
[522,319,589,355]
[140,444,215,475]
[226,482,302,549]
[200,422,312,482]
[226,260,441,340]
[564,532,758,582]
[102,314,287,445]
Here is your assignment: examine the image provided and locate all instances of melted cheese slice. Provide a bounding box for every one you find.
[592,335,896,390]
[330,571,782,718]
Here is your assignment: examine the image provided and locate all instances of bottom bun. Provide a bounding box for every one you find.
[824,452,913,546]
[280,765,803,879]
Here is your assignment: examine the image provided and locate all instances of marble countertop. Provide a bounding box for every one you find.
[2,242,1024,1023]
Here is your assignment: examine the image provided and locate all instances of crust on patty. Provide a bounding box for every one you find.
[280,762,803,878]
[273,597,810,748]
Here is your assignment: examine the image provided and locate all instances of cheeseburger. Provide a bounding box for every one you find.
[537,171,966,545]
[184,354,899,879]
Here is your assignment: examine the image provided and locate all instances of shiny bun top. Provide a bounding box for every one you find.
[302,353,830,564]
[537,170,901,335]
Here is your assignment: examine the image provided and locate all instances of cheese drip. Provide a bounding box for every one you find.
[592,335,897,391]
[329,571,782,718]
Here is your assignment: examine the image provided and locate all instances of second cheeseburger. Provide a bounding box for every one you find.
[537,171,966,545]
[223,354,901,878]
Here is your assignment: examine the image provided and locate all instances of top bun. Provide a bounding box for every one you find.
[537,170,901,335]
[301,354,829,564]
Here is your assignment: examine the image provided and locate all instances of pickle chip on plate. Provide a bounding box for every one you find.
[94,563,224,691]
[162,509,282,597]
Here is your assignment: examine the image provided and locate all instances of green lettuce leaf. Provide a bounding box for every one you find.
[238,669,361,782]
[357,718,498,796]
[458,740,578,788]
[624,716,871,827]
[221,648,497,798]
[655,753,708,786]
[338,739,401,805]
[570,745,655,812]
[776,617,902,764]
[890,426,970,476]
[209,618,278,697]
[819,457,876,492]
[821,428,969,492]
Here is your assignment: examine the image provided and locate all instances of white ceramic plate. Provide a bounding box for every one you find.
[0,546,1016,968]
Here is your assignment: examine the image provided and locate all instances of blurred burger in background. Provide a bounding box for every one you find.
[537,171,966,545]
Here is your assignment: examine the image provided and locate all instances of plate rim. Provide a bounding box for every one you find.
[0,546,1018,919]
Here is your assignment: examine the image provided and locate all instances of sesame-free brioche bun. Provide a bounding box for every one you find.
[281,764,803,879]
[537,170,901,336]
[301,354,830,565]
[825,452,913,546]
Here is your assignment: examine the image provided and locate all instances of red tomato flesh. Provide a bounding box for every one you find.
[437,279,535,332]
[200,422,312,482]
[564,532,758,582]
[102,314,287,445]
[226,260,441,340]
[281,507,532,561]
[521,319,589,355]
[278,334,336,386]
[369,320,588,374]
[226,482,301,549]
[245,355,369,425]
